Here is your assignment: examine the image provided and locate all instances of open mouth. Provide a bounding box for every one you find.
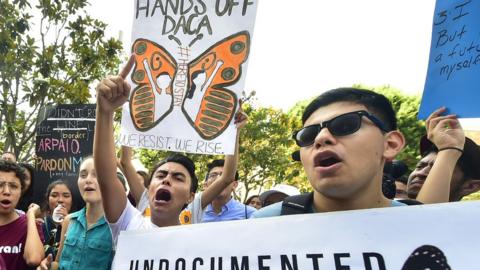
[155,189,172,202]
[314,152,342,168]
[0,199,12,207]
[84,187,95,192]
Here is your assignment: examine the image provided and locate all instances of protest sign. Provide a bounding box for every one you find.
[119,0,258,155]
[419,0,480,119]
[34,104,96,211]
[114,201,479,269]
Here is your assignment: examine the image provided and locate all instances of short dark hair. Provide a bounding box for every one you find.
[0,160,26,188]
[395,175,408,185]
[206,159,239,181]
[150,154,198,193]
[302,87,397,131]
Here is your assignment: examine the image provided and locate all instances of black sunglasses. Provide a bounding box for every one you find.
[293,110,389,147]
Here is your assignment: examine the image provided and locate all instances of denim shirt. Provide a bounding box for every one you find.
[59,207,113,270]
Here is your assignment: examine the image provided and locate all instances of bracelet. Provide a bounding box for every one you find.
[438,147,464,154]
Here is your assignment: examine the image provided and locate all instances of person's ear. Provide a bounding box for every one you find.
[458,179,480,198]
[187,192,195,204]
[383,130,405,162]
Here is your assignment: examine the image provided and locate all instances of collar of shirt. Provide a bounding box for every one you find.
[205,197,236,215]
[70,207,107,231]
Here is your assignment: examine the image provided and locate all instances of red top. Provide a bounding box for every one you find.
[0,213,44,270]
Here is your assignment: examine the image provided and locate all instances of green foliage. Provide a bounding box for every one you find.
[462,191,480,201]
[0,0,122,161]
[283,98,314,193]
[238,103,300,199]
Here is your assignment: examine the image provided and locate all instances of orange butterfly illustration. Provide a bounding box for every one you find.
[129,31,250,140]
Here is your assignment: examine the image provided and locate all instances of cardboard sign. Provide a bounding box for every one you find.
[119,0,258,155]
[113,201,480,269]
[419,0,480,119]
[33,104,96,211]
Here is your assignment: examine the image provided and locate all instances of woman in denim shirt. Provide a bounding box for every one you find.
[38,157,113,270]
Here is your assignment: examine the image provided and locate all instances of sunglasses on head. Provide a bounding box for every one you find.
[293,110,389,147]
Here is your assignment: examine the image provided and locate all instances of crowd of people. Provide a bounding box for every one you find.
[1,58,479,269]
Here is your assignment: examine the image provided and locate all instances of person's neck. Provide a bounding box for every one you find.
[0,211,19,226]
[85,201,104,227]
[211,195,232,213]
[150,212,180,227]
[313,176,391,213]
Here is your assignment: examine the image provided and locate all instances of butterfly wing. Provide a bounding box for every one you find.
[182,31,250,140]
[129,39,177,131]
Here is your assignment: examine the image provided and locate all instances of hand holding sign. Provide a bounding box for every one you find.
[96,55,135,114]
[425,107,465,153]
[234,99,248,129]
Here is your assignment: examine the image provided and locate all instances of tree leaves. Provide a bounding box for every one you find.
[0,0,122,160]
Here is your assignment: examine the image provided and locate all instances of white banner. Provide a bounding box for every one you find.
[119,0,258,155]
[113,201,480,269]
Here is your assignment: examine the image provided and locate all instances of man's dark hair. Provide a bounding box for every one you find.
[206,159,239,181]
[150,154,198,193]
[0,160,26,188]
[395,175,408,185]
[302,87,397,131]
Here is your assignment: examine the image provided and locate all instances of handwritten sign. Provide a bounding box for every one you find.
[113,201,480,269]
[419,0,480,119]
[33,104,96,211]
[119,0,258,155]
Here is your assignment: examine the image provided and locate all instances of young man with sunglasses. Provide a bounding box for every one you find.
[252,87,407,218]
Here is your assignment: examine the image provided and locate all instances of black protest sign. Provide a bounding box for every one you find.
[34,104,96,211]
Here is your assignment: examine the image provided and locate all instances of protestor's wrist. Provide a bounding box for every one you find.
[438,147,463,154]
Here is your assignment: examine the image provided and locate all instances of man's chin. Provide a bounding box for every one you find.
[312,183,359,199]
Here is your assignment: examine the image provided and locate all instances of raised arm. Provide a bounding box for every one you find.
[416,107,464,203]
[200,103,247,209]
[94,56,134,222]
[24,203,45,266]
[119,145,146,204]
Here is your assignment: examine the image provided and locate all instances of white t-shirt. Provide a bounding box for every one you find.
[180,192,204,224]
[109,200,157,248]
[110,193,207,268]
